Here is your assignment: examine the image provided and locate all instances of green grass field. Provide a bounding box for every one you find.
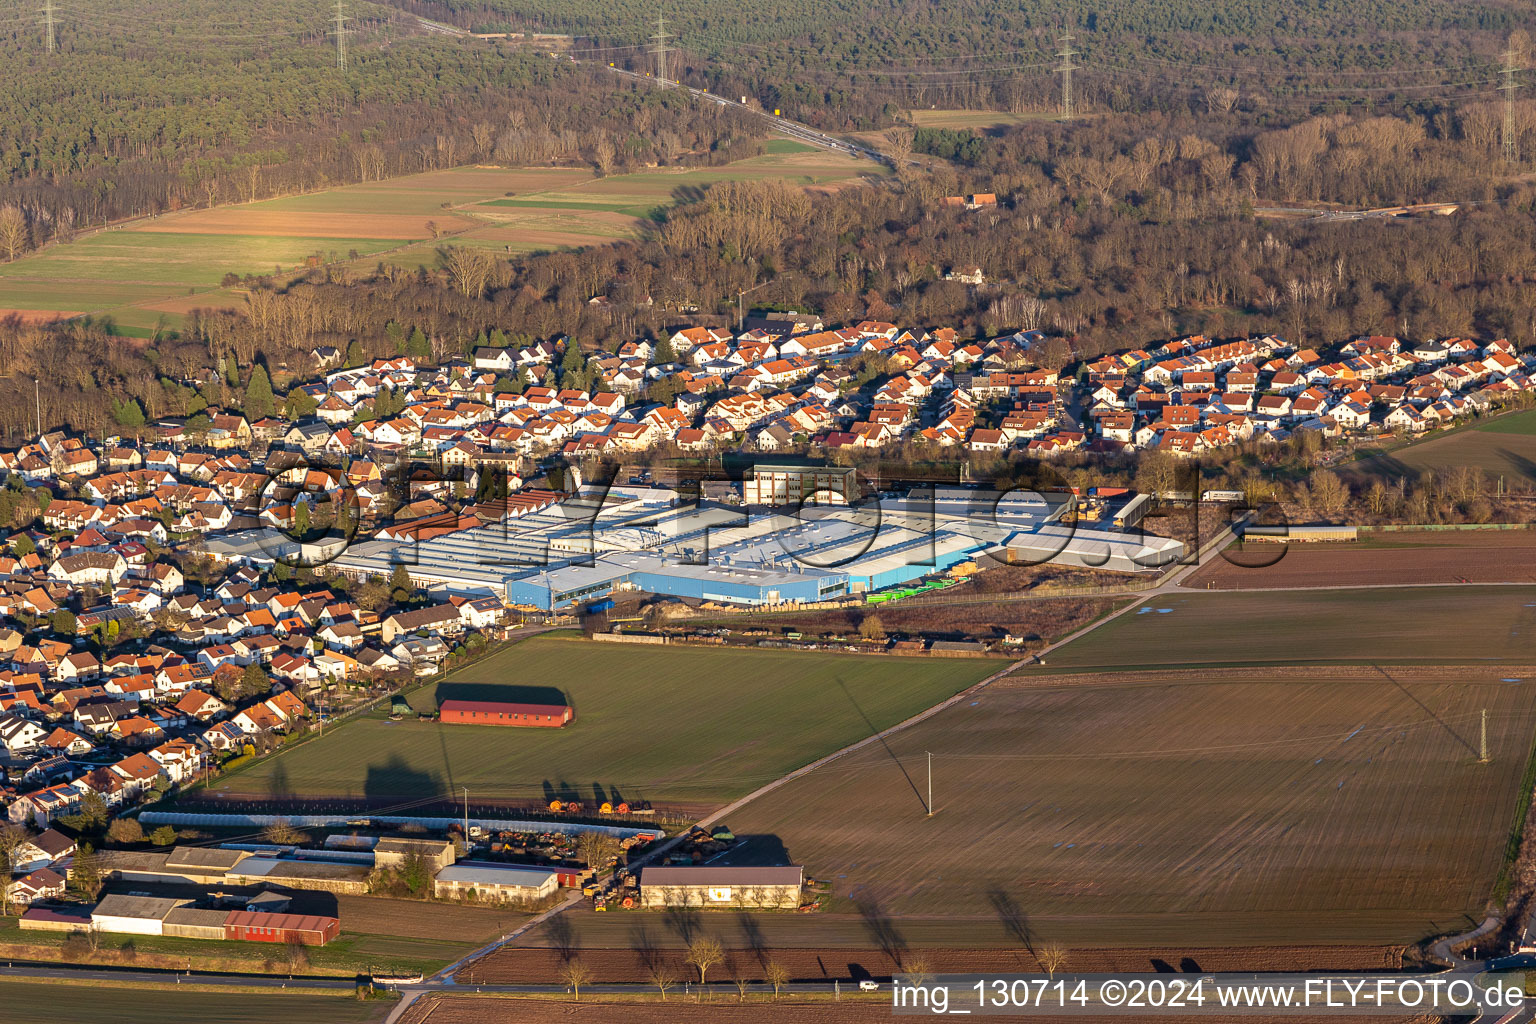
[1033,586,1536,670]
[208,636,994,807]
[0,982,385,1024]
[1478,408,1536,435]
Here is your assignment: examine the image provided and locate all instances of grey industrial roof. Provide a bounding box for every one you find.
[435,862,560,888]
[92,894,186,920]
[229,857,369,880]
[165,847,248,872]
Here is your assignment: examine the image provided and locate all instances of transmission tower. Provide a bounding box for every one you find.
[1056,34,1077,121]
[41,0,55,54]
[1502,41,1521,163]
[651,11,672,83]
[332,0,348,72]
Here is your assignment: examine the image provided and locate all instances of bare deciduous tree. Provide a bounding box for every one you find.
[686,936,724,984]
[1205,87,1239,114]
[559,958,593,1000]
[0,206,28,261]
[650,962,677,1000]
[764,959,790,999]
[1038,941,1068,977]
[440,246,495,299]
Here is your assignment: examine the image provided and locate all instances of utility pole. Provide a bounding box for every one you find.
[462,786,470,842]
[33,379,40,439]
[1480,708,1489,763]
[41,0,54,53]
[332,0,348,72]
[1056,34,1077,121]
[1502,38,1521,164]
[737,280,770,332]
[926,751,933,816]
[651,11,671,83]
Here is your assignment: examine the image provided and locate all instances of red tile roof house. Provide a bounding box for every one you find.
[7,867,66,905]
[439,700,573,728]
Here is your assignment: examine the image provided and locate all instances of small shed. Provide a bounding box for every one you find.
[223,910,340,946]
[439,699,573,728]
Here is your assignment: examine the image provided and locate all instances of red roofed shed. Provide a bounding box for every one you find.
[223,910,339,945]
[439,699,573,728]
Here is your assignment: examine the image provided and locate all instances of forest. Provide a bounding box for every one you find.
[382,0,1536,130]
[0,0,764,258]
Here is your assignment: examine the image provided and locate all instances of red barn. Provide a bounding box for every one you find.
[439,699,573,728]
[223,911,340,946]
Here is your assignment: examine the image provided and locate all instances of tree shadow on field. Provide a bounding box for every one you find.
[854,896,908,971]
[545,913,577,962]
[629,919,661,972]
[662,900,700,944]
[1495,447,1536,484]
[265,761,293,801]
[987,889,1035,961]
[737,913,767,967]
[364,754,443,804]
[835,678,928,814]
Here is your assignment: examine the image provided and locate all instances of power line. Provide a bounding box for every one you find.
[1095,48,1501,79]
[332,0,347,72]
[650,9,670,83]
[1502,38,1521,163]
[1056,33,1076,121]
[40,0,53,53]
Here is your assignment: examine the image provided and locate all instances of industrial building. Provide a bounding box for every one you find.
[743,463,857,506]
[639,865,804,909]
[439,699,573,728]
[204,481,1186,612]
[433,862,562,903]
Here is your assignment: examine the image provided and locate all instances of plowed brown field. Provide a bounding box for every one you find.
[718,667,1536,949]
[1190,531,1536,588]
